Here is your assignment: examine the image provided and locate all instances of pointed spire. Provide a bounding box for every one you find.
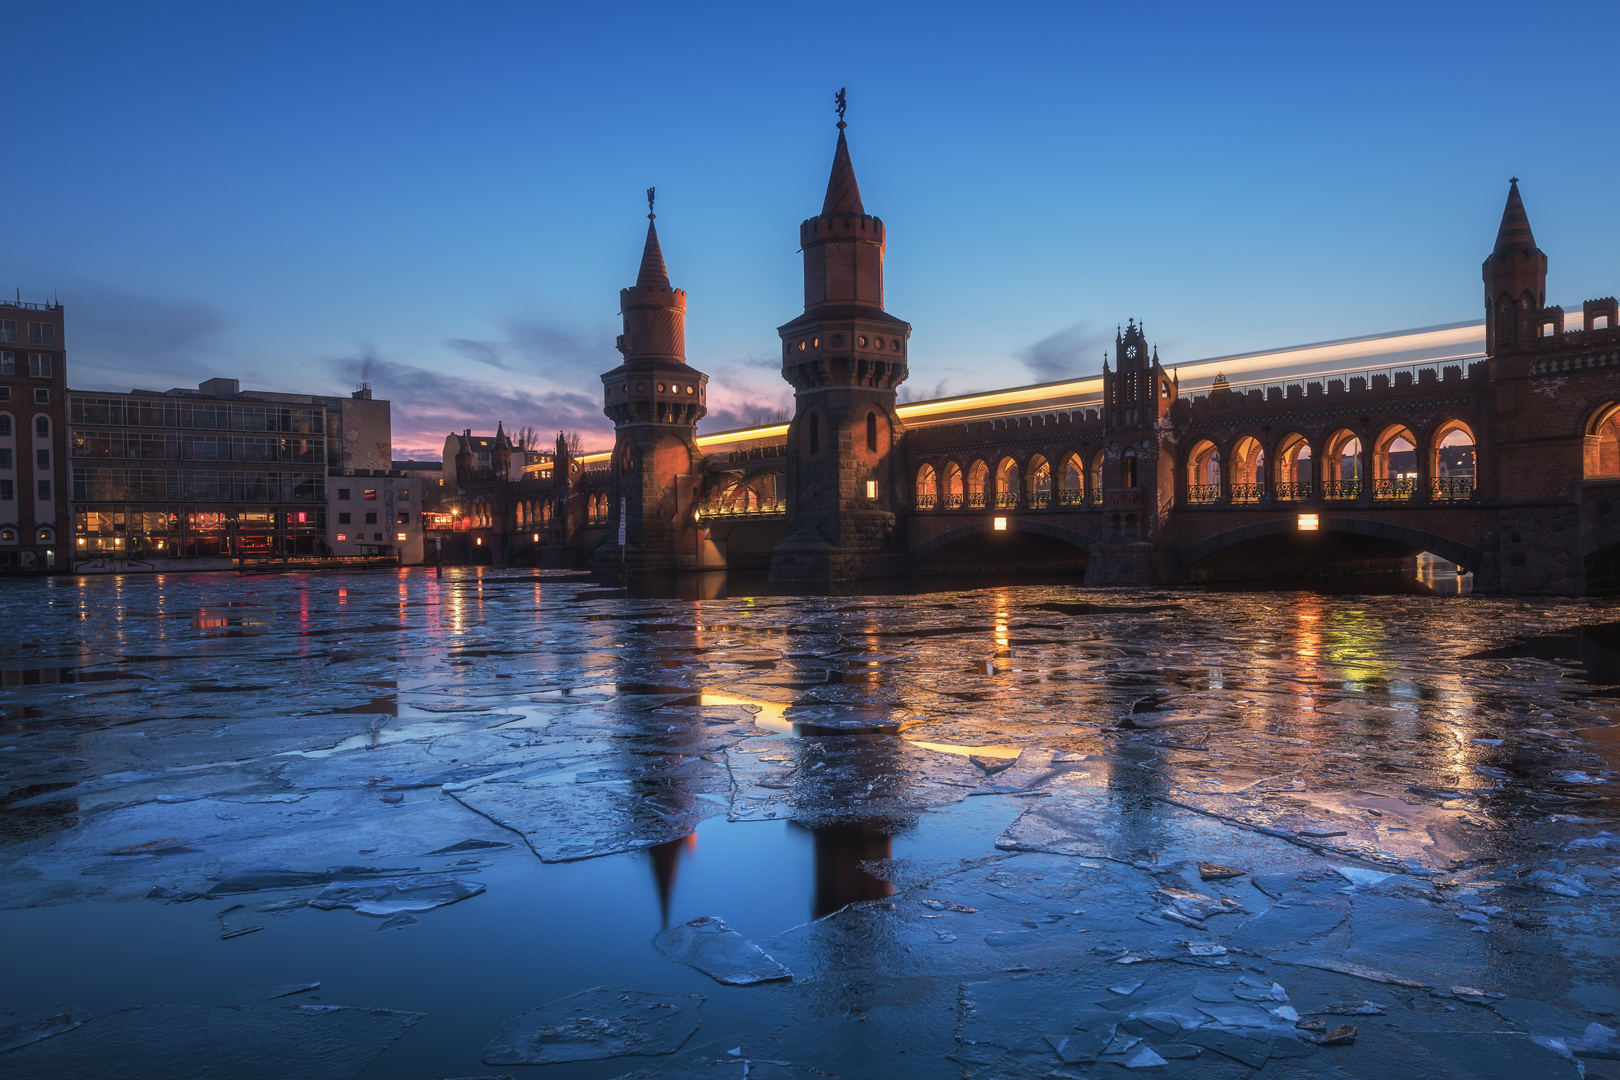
[822,91,864,216]
[636,216,670,289]
[1494,178,1537,253]
[494,420,506,445]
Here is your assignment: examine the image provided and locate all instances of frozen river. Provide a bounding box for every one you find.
[2,569,1619,1078]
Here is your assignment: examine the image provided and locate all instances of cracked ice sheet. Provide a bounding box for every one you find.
[0,1004,422,1080]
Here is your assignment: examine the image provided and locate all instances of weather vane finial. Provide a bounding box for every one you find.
[646,186,656,220]
[835,87,847,129]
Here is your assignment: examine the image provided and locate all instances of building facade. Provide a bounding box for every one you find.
[0,298,69,573]
[327,473,424,564]
[68,378,403,570]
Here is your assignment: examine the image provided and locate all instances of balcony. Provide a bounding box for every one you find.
[993,491,1019,509]
[1272,481,1311,501]
[916,493,937,509]
[1229,483,1263,504]
[965,492,987,508]
[942,493,964,509]
[1321,481,1361,500]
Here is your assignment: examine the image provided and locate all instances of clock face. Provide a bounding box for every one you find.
[1126,345,1138,359]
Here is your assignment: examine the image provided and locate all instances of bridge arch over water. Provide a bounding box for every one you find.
[1179,516,1484,576]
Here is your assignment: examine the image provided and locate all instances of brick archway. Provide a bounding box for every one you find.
[911,519,1098,562]
[1179,517,1483,573]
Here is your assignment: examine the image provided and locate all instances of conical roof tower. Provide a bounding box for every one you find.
[1482,178,1547,354]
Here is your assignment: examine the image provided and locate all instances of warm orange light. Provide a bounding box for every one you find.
[1298,513,1320,531]
[532,533,539,542]
[993,516,1008,531]
[397,532,407,541]
[475,537,483,545]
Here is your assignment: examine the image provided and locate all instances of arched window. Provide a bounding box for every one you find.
[0,413,11,436]
[1060,453,1084,505]
[1274,434,1312,499]
[943,462,964,508]
[1372,425,1418,499]
[1586,406,1620,479]
[966,460,989,507]
[1434,423,1477,499]
[866,411,878,453]
[1087,451,1104,504]
[915,463,937,508]
[1186,440,1219,503]
[35,416,49,438]
[994,457,1020,508]
[1230,436,1264,502]
[1028,456,1051,506]
[808,413,820,456]
[1323,431,1361,497]
[1122,450,1138,488]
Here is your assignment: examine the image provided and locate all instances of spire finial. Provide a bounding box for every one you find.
[835,87,847,130]
[646,186,656,220]
[1509,176,1519,185]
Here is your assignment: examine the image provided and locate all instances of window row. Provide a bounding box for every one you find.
[74,508,328,557]
[334,511,410,525]
[0,387,52,404]
[0,448,53,469]
[1182,423,1477,504]
[70,397,323,434]
[0,352,55,377]
[0,479,53,500]
[70,432,324,464]
[0,320,56,346]
[915,453,1105,509]
[72,468,326,503]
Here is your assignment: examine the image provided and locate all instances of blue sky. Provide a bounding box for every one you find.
[7,1,1617,457]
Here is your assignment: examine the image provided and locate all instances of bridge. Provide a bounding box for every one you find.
[449,126,1620,594]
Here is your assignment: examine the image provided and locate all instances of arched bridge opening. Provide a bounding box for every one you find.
[913,520,1095,579]
[1180,518,1481,591]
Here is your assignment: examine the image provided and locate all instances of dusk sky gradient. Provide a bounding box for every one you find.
[7,2,1617,458]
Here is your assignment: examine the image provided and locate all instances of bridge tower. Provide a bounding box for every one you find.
[1482,179,1547,355]
[770,99,913,583]
[596,196,710,574]
[1087,319,1180,584]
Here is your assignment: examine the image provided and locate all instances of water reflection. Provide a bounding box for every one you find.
[797,820,895,918]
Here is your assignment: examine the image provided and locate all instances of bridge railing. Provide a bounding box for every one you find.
[586,512,608,527]
[1372,477,1417,500]
[994,492,1019,508]
[942,493,963,509]
[1431,476,1476,501]
[700,499,786,519]
[916,493,937,509]
[1272,482,1311,501]
[1187,484,1220,505]
[1056,489,1086,507]
[966,492,987,508]
[1230,483,1263,504]
[1321,481,1361,500]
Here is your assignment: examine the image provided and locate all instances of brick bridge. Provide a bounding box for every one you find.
[452,126,1620,594]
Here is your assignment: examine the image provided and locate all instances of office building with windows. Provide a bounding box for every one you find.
[68,377,398,569]
[0,298,69,572]
[328,473,424,564]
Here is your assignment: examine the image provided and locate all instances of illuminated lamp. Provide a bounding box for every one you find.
[397,532,407,541]
[865,480,877,498]
[993,517,1008,532]
[532,533,540,542]
[1297,513,1320,531]
[476,537,483,545]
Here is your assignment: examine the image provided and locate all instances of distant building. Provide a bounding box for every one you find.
[0,297,69,572]
[439,427,551,491]
[327,473,424,564]
[68,377,400,570]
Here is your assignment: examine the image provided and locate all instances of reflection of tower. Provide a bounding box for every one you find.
[598,194,709,574]
[801,820,894,919]
[646,834,697,929]
[771,102,912,584]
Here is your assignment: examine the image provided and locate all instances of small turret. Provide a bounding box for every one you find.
[1483,179,1548,354]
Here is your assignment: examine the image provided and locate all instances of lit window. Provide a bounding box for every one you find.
[336,533,347,542]
[865,480,877,498]
[396,532,407,541]
[295,512,306,523]
[363,489,377,500]
[1297,513,1320,531]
